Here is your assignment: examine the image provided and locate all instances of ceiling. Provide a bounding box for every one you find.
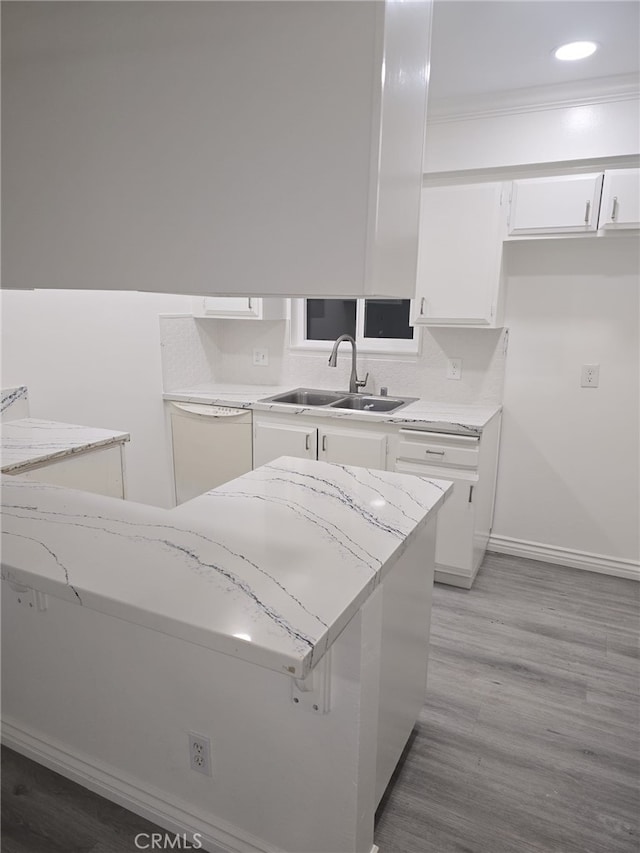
[428,0,640,106]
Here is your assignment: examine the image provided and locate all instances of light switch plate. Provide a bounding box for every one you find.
[253,349,269,366]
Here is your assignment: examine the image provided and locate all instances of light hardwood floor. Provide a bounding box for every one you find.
[2,552,639,853]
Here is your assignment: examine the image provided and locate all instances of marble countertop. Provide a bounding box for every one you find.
[163,383,501,434]
[1,418,130,474]
[1,386,28,416]
[1,456,451,677]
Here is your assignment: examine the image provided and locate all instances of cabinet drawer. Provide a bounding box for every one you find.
[396,430,479,469]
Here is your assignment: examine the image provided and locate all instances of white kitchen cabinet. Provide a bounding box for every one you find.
[241,407,502,588]
[3,1,432,298]
[253,420,317,468]
[318,426,387,469]
[598,168,640,229]
[411,182,507,327]
[16,444,126,499]
[389,414,501,588]
[192,297,287,320]
[253,413,387,471]
[507,173,604,235]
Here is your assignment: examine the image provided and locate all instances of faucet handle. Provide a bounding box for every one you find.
[355,372,369,389]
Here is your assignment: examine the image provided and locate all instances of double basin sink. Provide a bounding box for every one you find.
[259,388,417,413]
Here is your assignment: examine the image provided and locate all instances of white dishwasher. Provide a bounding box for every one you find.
[169,402,253,504]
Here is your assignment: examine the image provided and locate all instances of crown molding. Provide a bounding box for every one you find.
[427,73,640,124]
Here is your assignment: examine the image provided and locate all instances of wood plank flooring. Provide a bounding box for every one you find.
[3,552,639,853]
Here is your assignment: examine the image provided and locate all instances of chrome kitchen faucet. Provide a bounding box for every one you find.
[328,334,368,394]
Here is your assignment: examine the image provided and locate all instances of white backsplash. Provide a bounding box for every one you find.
[159,316,222,389]
[160,316,507,405]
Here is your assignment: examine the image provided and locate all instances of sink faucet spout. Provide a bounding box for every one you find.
[328,334,368,394]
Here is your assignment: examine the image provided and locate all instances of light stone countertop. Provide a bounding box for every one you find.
[1,385,28,415]
[163,382,501,434]
[1,418,130,474]
[1,456,452,677]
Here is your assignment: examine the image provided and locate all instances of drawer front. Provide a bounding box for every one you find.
[396,432,479,469]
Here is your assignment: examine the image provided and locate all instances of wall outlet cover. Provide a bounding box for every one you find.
[580,364,600,387]
[188,732,212,776]
[447,358,462,380]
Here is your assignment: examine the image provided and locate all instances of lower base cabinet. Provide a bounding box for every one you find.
[253,415,387,470]
[253,410,501,588]
[12,443,127,499]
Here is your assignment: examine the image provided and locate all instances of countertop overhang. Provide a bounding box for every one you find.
[1,418,130,474]
[1,456,452,678]
[162,383,501,434]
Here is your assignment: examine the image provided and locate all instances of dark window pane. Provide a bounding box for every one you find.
[364,300,413,339]
[306,299,357,341]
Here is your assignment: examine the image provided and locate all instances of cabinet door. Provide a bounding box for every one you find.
[198,297,261,318]
[599,169,640,229]
[411,182,506,326]
[253,421,316,468]
[508,173,603,235]
[395,461,475,572]
[3,2,430,299]
[318,427,387,470]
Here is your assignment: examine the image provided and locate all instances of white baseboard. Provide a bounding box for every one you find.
[434,568,473,589]
[487,535,640,581]
[2,718,282,853]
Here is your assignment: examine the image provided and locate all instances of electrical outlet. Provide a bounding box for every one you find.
[188,732,212,776]
[581,364,600,388]
[9,582,48,612]
[447,358,462,380]
[253,348,269,366]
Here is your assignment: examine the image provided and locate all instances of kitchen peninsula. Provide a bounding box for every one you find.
[2,455,451,853]
[1,417,129,498]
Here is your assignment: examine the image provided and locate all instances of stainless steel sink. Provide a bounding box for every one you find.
[261,388,348,406]
[259,388,417,413]
[328,395,411,413]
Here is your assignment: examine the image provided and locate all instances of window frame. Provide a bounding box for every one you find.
[289,298,421,356]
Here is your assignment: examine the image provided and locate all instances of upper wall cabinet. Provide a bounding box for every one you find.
[507,173,604,236]
[411,182,507,328]
[1,2,432,299]
[192,297,286,321]
[598,169,640,230]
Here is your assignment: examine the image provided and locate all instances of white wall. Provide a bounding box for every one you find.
[491,236,639,570]
[1,289,192,507]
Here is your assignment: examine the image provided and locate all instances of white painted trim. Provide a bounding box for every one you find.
[487,535,640,581]
[427,73,640,123]
[2,718,285,853]
[424,154,640,187]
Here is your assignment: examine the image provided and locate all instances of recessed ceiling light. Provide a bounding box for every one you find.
[554,41,598,61]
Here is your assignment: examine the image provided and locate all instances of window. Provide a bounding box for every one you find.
[291,299,419,354]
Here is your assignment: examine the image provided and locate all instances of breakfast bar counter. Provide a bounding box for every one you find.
[2,456,451,853]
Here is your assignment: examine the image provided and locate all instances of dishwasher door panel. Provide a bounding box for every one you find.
[170,403,252,504]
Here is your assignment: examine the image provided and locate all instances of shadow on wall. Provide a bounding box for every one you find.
[493,411,633,558]
[503,233,639,281]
